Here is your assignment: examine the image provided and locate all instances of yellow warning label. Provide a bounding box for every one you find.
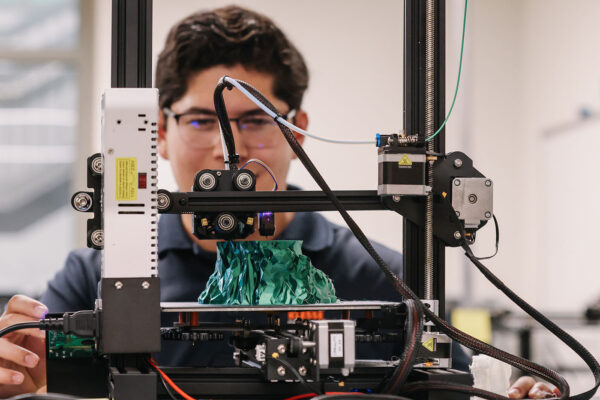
[115,158,137,201]
[398,154,413,166]
[422,338,436,352]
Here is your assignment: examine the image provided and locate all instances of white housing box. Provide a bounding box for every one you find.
[101,88,159,278]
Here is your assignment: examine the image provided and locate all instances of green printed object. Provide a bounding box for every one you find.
[198,241,337,305]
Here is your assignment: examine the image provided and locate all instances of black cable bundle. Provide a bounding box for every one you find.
[381,299,422,394]
[213,77,600,400]
[213,77,240,168]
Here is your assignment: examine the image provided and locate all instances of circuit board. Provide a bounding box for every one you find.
[48,331,95,360]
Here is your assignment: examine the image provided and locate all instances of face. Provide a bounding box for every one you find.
[158,64,307,193]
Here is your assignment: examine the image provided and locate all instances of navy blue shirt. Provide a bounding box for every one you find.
[41,210,468,369]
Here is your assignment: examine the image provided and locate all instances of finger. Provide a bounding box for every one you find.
[4,295,47,319]
[508,376,536,399]
[0,314,46,339]
[0,338,40,368]
[529,382,556,399]
[0,366,24,385]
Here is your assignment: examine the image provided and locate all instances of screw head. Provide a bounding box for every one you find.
[157,193,171,210]
[73,192,92,212]
[277,366,286,376]
[114,281,123,290]
[142,281,150,289]
[454,179,461,186]
[216,171,222,176]
[453,159,463,168]
[277,344,286,354]
[453,231,462,240]
[455,211,461,217]
[485,179,492,187]
[312,359,318,366]
[298,366,307,376]
[485,211,492,219]
[392,195,401,203]
[90,230,104,247]
[90,156,103,174]
[107,148,114,155]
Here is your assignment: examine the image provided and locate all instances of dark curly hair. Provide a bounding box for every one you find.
[156,5,309,111]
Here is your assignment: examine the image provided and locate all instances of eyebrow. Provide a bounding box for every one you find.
[177,107,265,117]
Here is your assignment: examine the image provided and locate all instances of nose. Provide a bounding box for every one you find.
[211,124,249,165]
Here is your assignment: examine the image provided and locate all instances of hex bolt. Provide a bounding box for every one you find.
[73,192,92,212]
[298,366,307,376]
[453,159,463,168]
[142,281,150,290]
[277,344,286,354]
[392,195,401,203]
[277,366,286,376]
[453,231,462,240]
[485,211,492,219]
[454,179,461,186]
[485,179,492,187]
[468,194,478,204]
[115,281,123,290]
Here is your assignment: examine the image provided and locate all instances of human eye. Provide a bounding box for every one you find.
[184,115,217,131]
[240,116,273,130]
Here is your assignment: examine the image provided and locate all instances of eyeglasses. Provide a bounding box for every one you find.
[163,108,296,150]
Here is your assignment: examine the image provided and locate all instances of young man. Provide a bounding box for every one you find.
[0,6,554,399]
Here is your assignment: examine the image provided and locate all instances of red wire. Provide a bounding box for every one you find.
[149,357,197,400]
[149,357,359,400]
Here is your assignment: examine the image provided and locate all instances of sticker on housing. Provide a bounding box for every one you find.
[398,154,413,167]
[115,157,138,201]
[330,333,344,358]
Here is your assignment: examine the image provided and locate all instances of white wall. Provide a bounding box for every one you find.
[89,1,600,313]
[445,0,600,313]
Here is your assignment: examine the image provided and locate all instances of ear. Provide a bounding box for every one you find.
[291,109,308,149]
[158,109,169,160]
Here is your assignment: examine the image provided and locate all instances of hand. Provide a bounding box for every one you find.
[508,376,561,399]
[0,295,47,397]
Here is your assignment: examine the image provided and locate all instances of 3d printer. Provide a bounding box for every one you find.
[2,1,598,400]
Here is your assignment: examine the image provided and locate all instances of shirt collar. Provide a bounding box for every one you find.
[157,185,335,255]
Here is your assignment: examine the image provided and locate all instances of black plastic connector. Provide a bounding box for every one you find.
[40,310,97,338]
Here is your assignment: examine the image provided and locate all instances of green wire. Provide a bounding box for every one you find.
[426,0,468,142]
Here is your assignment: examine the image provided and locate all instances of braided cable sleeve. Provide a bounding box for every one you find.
[224,77,600,400]
[213,78,239,168]
[382,299,423,394]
